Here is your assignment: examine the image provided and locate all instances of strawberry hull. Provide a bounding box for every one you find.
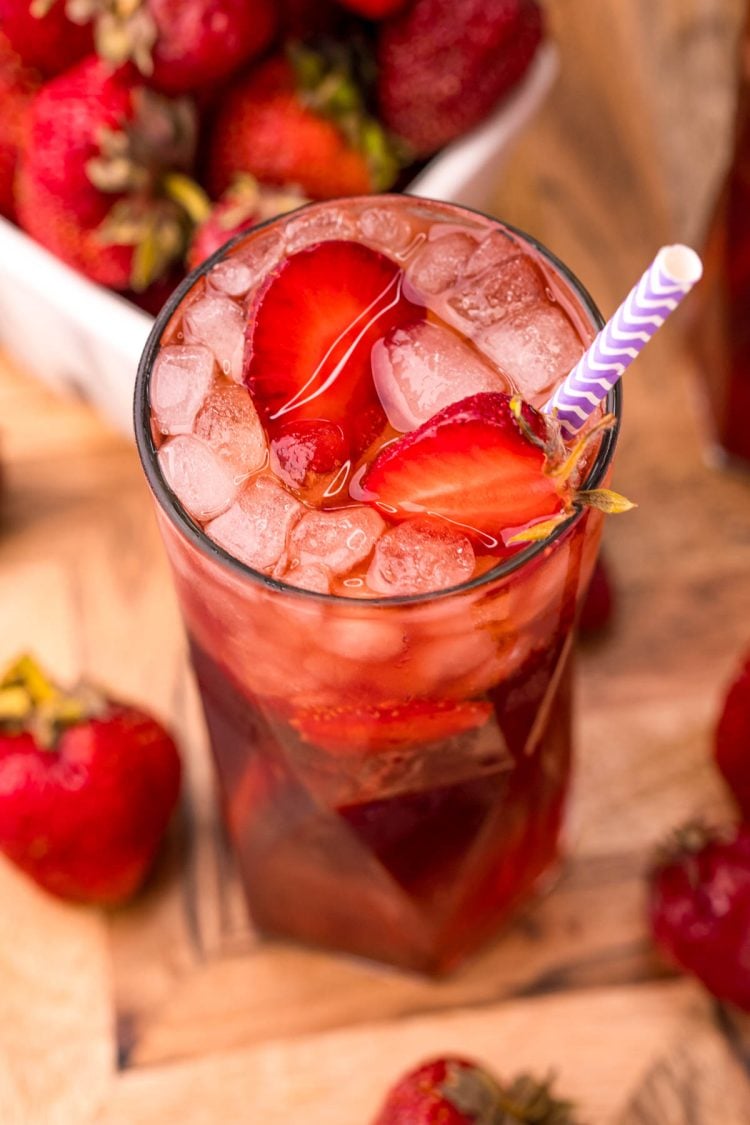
[135,195,619,972]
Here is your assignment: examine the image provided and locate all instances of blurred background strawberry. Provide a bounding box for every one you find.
[0,32,38,220]
[0,0,545,299]
[0,0,93,76]
[15,57,202,291]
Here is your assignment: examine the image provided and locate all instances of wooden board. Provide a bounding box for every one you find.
[2,1,750,1121]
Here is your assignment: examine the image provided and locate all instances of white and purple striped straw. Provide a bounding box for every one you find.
[543,244,703,436]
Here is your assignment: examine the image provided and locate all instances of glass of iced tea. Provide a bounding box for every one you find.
[134,195,619,973]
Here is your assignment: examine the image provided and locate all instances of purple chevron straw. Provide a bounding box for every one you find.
[542,245,703,436]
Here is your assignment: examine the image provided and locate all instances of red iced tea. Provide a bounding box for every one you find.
[135,196,619,972]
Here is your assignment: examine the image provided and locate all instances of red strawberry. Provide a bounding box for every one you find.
[0,32,38,221]
[82,0,277,97]
[359,392,630,548]
[578,554,614,634]
[715,653,750,818]
[649,822,750,1011]
[0,0,93,77]
[358,392,574,549]
[377,0,544,156]
[0,655,181,905]
[187,176,307,271]
[372,1057,578,1124]
[15,57,201,291]
[270,419,349,488]
[244,239,418,468]
[207,51,399,201]
[293,698,492,754]
[278,0,341,37]
[339,0,407,18]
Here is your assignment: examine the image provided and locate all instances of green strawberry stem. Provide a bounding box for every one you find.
[0,655,104,750]
[441,1064,581,1124]
[496,1073,581,1124]
[288,41,401,191]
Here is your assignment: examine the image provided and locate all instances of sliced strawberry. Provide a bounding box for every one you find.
[243,240,417,466]
[357,391,570,547]
[292,697,492,754]
[270,419,347,486]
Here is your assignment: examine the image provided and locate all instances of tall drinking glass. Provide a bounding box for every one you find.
[134,196,620,973]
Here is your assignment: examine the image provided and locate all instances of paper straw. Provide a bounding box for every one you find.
[542,244,703,436]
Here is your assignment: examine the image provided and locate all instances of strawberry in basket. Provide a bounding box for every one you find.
[15,56,203,291]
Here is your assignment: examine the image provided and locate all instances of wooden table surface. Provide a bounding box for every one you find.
[3,2,750,1122]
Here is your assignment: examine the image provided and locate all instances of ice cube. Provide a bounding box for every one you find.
[318,616,406,662]
[194,383,267,482]
[288,507,386,576]
[207,258,255,298]
[151,344,214,435]
[367,518,475,595]
[284,563,332,594]
[182,293,245,383]
[478,304,584,403]
[284,207,357,253]
[447,255,547,328]
[358,206,415,255]
[409,628,498,696]
[403,230,478,299]
[463,230,522,277]
[158,434,238,520]
[372,320,509,432]
[234,228,284,276]
[205,476,303,571]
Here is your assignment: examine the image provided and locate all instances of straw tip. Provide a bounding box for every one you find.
[657,244,703,287]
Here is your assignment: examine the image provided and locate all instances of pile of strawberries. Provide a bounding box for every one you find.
[0,0,544,306]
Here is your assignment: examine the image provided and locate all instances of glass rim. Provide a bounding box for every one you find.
[134,193,621,608]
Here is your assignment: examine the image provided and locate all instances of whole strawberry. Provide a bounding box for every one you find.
[338,0,407,17]
[208,49,400,201]
[0,0,93,77]
[649,822,750,1010]
[377,0,544,156]
[0,656,181,905]
[372,1057,579,1124]
[715,653,750,817]
[16,56,201,291]
[187,176,306,271]
[277,0,341,38]
[0,32,38,221]
[77,0,277,97]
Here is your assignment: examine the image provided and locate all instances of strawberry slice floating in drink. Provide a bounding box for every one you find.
[292,697,493,754]
[356,390,631,549]
[243,239,419,472]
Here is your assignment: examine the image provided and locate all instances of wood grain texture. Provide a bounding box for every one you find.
[0,860,113,1124]
[98,983,750,1125]
[1,1,750,1121]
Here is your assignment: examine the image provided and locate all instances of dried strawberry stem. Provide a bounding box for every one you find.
[546,412,617,482]
[441,1065,581,1124]
[496,1073,581,1123]
[655,820,730,868]
[288,41,401,191]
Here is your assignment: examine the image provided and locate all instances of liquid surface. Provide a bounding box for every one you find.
[150,198,594,597]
